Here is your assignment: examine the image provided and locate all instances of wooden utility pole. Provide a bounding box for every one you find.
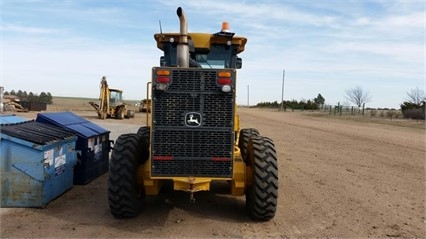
[280,69,285,111]
[247,85,250,107]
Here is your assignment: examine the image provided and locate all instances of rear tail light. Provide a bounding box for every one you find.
[155,69,171,90]
[217,71,232,92]
[218,71,231,78]
[212,157,231,161]
[156,77,170,83]
[217,78,231,85]
[153,156,173,161]
[157,70,170,76]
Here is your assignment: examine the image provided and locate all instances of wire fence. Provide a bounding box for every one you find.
[322,104,403,120]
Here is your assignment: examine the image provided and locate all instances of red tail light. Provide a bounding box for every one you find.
[156,77,170,83]
[211,157,231,161]
[217,78,231,85]
[153,156,173,161]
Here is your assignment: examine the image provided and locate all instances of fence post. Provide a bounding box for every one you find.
[362,103,365,115]
[336,102,339,116]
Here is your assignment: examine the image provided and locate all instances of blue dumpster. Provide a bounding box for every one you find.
[36,112,111,184]
[0,121,77,207]
[0,114,26,124]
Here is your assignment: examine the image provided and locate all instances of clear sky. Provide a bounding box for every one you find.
[2,0,424,109]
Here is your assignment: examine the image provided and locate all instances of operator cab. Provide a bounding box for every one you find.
[109,89,123,107]
[154,22,246,69]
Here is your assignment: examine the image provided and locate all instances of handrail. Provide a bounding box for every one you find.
[146,82,152,126]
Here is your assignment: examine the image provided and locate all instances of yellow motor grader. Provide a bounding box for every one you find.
[108,7,278,221]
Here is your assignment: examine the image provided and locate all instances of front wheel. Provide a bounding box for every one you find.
[246,136,278,221]
[108,133,145,218]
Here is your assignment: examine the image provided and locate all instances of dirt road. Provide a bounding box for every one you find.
[1,108,425,238]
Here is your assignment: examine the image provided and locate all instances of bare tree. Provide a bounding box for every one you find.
[406,87,425,106]
[345,86,372,107]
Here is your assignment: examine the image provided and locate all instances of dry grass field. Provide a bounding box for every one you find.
[1,97,425,238]
[46,96,139,113]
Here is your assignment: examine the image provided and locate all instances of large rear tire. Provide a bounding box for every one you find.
[127,110,135,118]
[238,128,259,162]
[136,126,150,164]
[246,136,278,221]
[116,107,125,119]
[108,133,145,218]
[137,126,149,138]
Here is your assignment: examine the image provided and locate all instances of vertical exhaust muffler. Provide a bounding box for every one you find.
[176,7,189,68]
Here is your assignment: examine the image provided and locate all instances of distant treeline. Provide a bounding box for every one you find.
[400,101,425,120]
[255,99,425,120]
[256,94,325,110]
[256,100,321,110]
[4,90,53,104]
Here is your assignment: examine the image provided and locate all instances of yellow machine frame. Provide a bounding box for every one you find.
[107,7,277,222]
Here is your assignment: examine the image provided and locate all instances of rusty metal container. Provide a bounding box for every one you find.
[0,121,77,207]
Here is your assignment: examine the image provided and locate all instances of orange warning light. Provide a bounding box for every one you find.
[221,22,230,32]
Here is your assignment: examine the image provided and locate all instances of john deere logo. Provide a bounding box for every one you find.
[185,112,202,127]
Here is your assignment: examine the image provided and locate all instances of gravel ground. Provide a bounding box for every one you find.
[1,108,424,238]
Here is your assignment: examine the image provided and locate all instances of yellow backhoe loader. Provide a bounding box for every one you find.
[89,76,135,119]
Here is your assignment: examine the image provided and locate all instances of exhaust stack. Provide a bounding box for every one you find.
[176,7,189,68]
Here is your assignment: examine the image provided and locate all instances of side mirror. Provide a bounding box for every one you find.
[236,57,242,69]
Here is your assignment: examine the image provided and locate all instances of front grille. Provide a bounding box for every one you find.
[151,67,235,177]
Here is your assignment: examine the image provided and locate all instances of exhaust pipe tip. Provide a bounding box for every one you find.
[177,7,183,17]
[176,7,189,68]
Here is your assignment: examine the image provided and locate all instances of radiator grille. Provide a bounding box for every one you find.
[151,68,235,177]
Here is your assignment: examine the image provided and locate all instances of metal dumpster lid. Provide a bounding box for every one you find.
[0,121,76,145]
[36,112,109,138]
[0,114,27,125]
